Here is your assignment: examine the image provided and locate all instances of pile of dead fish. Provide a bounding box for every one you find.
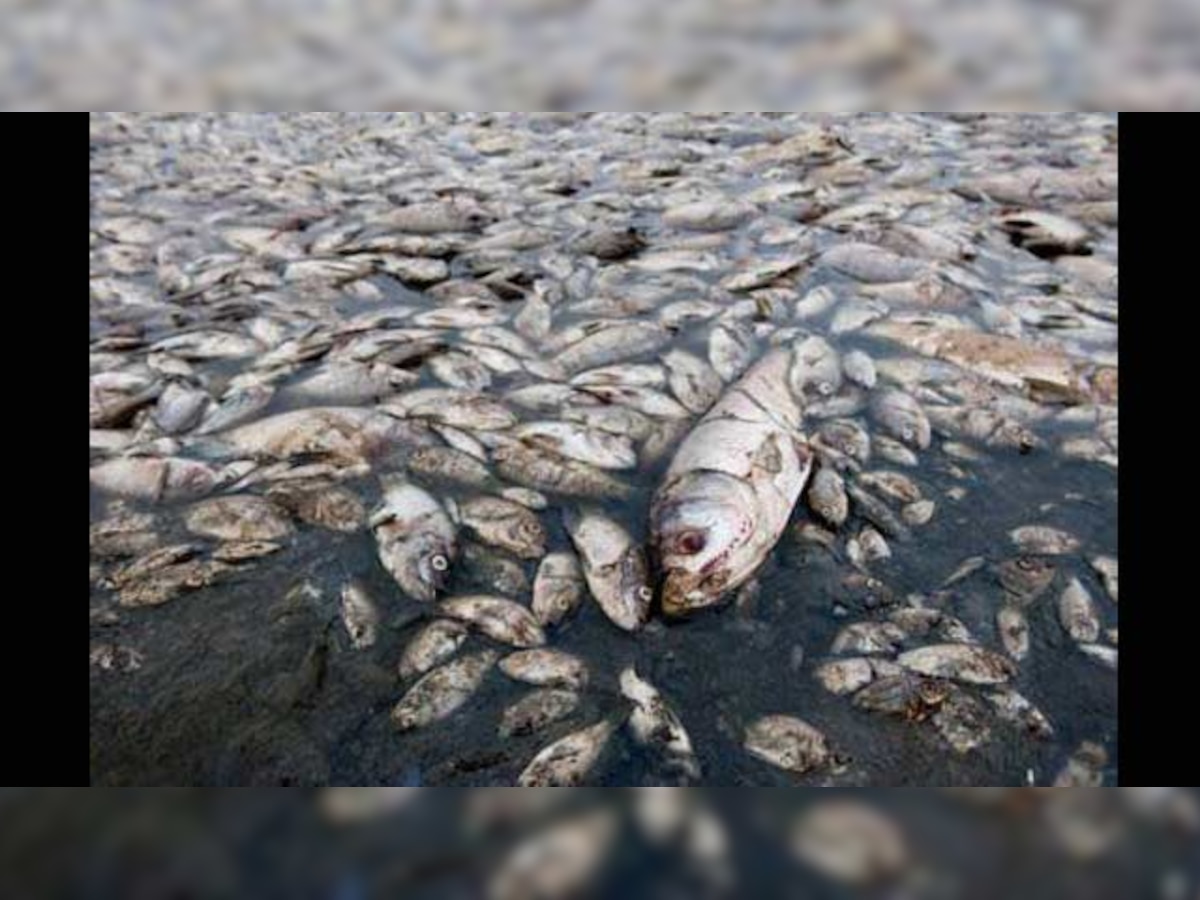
[90,113,1117,785]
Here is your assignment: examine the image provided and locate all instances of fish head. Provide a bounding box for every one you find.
[652,472,761,617]
[380,528,455,602]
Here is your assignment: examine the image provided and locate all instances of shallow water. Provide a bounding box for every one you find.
[89,113,1117,786]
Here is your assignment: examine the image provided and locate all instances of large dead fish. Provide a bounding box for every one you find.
[650,346,814,616]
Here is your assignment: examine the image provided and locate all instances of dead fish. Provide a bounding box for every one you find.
[265,483,365,532]
[384,201,490,235]
[194,384,275,435]
[531,551,585,627]
[408,447,496,491]
[564,508,651,632]
[845,482,912,541]
[287,362,412,403]
[576,383,690,419]
[789,335,842,400]
[517,718,618,787]
[500,649,589,690]
[743,715,830,775]
[720,255,805,292]
[662,349,723,415]
[897,643,1015,685]
[391,650,498,732]
[461,541,530,597]
[805,466,849,528]
[987,687,1054,739]
[708,322,757,382]
[428,350,493,391]
[996,605,1030,661]
[398,619,469,681]
[841,350,877,389]
[555,322,671,376]
[514,422,637,471]
[152,382,209,434]
[652,347,813,616]
[901,499,935,526]
[458,496,547,560]
[793,285,840,321]
[930,688,992,754]
[831,622,906,655]
[816,418,871,466]
[870,389,931,450]
[492,442,632,500]
[487,807,618,900]
[856,471,922,507]
[790,801,908,886]
[223,407,432,462]
[821,242,930,283]
[570,364,665,389]
[340,580,379,650]
[663,199,757,232]
[439,595,546,648]
[569,225,646,260]
[620,666,700,781]
[819,657,900,695]
[372,476,457,602]
[90,457,218,502]
[183,495,293,541]
[1010,525,1081,555]
[498,689,582,739]
[1058,577,1100,643]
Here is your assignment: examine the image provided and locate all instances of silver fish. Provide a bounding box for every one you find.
[372,476,457,602]
[652,347,813,616]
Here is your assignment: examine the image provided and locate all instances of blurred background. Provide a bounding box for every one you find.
[2,789,1196,899]
[7,0,1200,109]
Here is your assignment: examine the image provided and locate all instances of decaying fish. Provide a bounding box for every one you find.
[620,666,700,781]
[398,619,469,681]
[487,807,618,900]
[518,719,618,787]
[440,595,547,648]
[1058,577,1101,643]
[564,508,652,632]
[531,551,586,627]
[744,714,831,775]
[498,689,582,739]
[897,643,1015,685]
[372,476,457,602]
[1010,525,1081,555]
[183,495,293,542]
[458,496,547,559]
[500,649,589,690]
[790,801,908,885]
[652,347,813,616]
[340,580,379,650]
[391,650,499,733]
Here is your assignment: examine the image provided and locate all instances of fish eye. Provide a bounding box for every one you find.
[818,381,834,396]
[637,586,653,601]
[675,531,707,555]
[431,554,449,572]
[902,425,915,441]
